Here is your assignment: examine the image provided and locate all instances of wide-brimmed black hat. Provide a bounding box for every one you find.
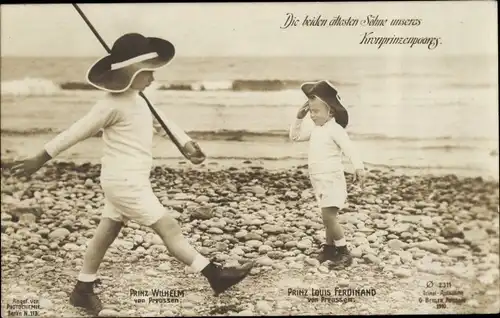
[86,33,175,93]
[301,80,349,128]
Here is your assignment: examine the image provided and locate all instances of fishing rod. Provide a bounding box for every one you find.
[72,3,192,159]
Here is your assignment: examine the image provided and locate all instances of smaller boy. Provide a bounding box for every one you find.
[289,80,365,269]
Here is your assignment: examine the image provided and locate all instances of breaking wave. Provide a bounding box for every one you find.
[1,77,357,96]
[1,78,61,96]
[1,127,493,148]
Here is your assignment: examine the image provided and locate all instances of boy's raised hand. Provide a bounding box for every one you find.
[297,102,310,119]
[183,141,206,165]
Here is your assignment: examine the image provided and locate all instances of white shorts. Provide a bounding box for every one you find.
[100,178,167,226]
[309,172,347,209]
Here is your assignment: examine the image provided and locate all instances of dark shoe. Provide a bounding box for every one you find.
[316,244,337,263]
[328,246,353,269]
[202,261,254,296]
[69,279,103,315]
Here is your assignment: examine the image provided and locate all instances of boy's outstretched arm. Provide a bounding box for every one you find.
[12,102,120,177]
[153,108,205,164]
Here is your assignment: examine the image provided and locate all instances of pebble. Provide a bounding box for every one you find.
[446,248,469,258]
[195,195,210,203]
[305,258,320,267]
[133,234,143,244]
[190,206,213,220]
[441,222,463,238]
[231,247,245,256]
[276,300,292,309]
[464,229,488,245]
[284,241,297,249]
[182,309,197,316]
[272,262,287,270]
[115,239,134,250]
[387,239,406,251]
[127,222,140,230]
[466,299,480,307]
[364,254,382,265]
[296,240,312,250]
[398,251,413,264]
[446,266,471,279]
[243,232,261,240]
[318,266,329,273]
[255,300,272,313]
[391,223,410,233]
[48,228,70,240]
[352,236,369,246]
[388,291,406,301]
[420,216,434,229]
[252,186,266,197]
[401,232,412,239]
[272,241,284,248]
[1,213,13,221]
[246,240,263,248]
[267,251,284,259]
[158,263,171,271]
[417,262,445,275]
[39,298,53,309]
[250,267,261,275]
[208,227,223,234]
[351,248,363,258]
[99,309,121,317]
[63,243,80,251]
[258,245,272,254]
[417,239,447,254]
[256,256,274,266]
[237,309,254,316]
[477,269,499,285]
[145,269,158,276]
[393,268,412,278]
[262,224,284,234]
[288,262,303,269]
[19,213,36,224]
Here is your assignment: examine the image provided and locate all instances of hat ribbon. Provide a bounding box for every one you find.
[110,52,159,70]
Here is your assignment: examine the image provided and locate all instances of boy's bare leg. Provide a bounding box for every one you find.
[151,213,254,296]
[321,208,336,245]
[150,214,198,265]
[317,207,338,262]
[70,218,122,315]
[80,218,123,277]
[319,207,352,268]
[322,207,344,242]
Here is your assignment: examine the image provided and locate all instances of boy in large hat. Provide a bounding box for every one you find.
[12,33,253,315]
[289,80,365,269]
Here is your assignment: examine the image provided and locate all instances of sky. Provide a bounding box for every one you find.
[0,2,497,57]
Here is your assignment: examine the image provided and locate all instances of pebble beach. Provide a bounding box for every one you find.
[1,158,499,316]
